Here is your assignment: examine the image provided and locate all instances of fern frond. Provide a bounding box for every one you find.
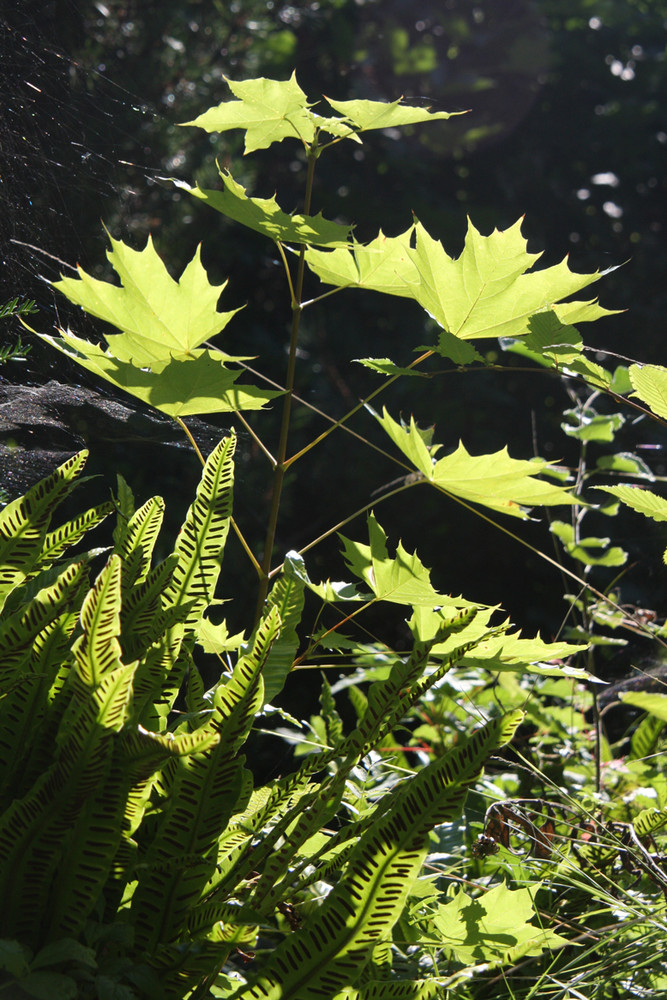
[115,495,166,588]
[257,561,305,702]
[163,434,235,631]
[71,555,123,686]
[0,451,88,611]
[40,501,115,567]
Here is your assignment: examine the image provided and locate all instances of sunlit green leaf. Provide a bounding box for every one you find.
[177,172,352,247]
[432,881,568,965]
[306,218,610,347]
[34,332,281,416]
[354,358,426,377]
[551,520,627,567]
[196,618,246,654]
[562,410,624,442]
[597,484,667,521]
[409,606,587,676]
[412,219,610,341]
[430,442,578,519]
[53,234,240,364]
[620,691,667,721]
[324,95,459,132]
[629,363,667,419]
[433,329,485,364]
[596,452,653,477]
[305,227,417,297]
[182,72,317,153]
[373,408,576,518]
[339,513,475,609]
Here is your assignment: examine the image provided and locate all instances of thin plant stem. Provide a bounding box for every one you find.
[269,480,414,578]
[254,146,319,619]
[234,358,414,467]
[284,349,434,468]
[234,409,277,466]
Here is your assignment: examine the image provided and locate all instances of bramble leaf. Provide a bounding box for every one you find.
[596,484,667,522]
[550,520,627,567]
[629,363,667,419]
[596,484,667,564]
[53,235,240,364]
[182,73,317,153]
[176,172,352,247]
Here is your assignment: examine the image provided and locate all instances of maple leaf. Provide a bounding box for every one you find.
[47,233,280,416]
[305,217,612,347]
[373,407,576,518]
[181,73,317,153]
[409,606,588,677]
[305,227,418,297]
[175,172,351,246]
[410,218,605,341]
[324,95,459,132]
[52,234,240,365]
[339,513,474,609]
[33,333,281,416]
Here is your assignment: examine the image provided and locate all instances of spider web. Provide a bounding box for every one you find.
[0,3,164,322]
[0,3,230,495]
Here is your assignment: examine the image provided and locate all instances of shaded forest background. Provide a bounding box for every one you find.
[1,0,665,650]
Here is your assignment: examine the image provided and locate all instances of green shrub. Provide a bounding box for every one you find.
[5,73,667,999]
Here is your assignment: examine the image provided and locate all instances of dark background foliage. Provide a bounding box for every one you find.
[1,0,665,643]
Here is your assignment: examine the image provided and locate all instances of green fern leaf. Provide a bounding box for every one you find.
[130,752,251,951]
[0,451,88,611]
[114,495,166,588]
[336,980,445,1000]
[71,555,123,686]
[630,713,666,761]
[163,435,235,631]
[0,660,136,936]
[0,561,86,679]
[214,605,281,748]
[129,612,279,950]
[120,554,182,661]
[39,502,114,567]
[257,555,306,702]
